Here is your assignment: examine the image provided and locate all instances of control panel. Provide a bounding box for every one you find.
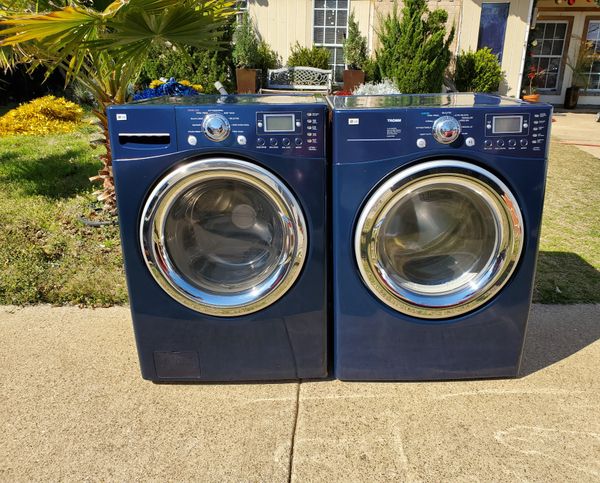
[336,105,551,163]
[176,105,325,157]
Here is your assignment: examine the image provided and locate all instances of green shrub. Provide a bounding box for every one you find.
[454,48,504,92]
[287,42,330,70]
[375,0,455,93]
[232,13,260,69]
[256,39,281,86]
[256,40,280,72]
[362,57,380,83]
[138,18,235,95]
[344,11,368,70]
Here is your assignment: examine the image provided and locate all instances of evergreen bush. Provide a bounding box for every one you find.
[287,42,330,70]
[454,48,504,92]
[375,0,455,93]
[232,13,260,69]
[344,11,368,70]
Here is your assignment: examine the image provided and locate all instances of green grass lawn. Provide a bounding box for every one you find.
[0,124,127,306]
[0,126,598,306]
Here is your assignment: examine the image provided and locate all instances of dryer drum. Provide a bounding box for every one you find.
[355,160,524,319]
[140,157,308,317]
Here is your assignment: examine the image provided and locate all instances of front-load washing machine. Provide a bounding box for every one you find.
[329,93,552,380]
[107,94,328,382]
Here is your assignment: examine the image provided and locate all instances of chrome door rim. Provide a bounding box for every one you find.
[140,157,307,317]
[354,160,524,319]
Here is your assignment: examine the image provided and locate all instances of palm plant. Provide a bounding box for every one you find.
[0,0,234,213]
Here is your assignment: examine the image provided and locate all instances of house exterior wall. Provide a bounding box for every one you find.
[536,0,600,106]
[247,0,313,63]
[247,0,565,103]
[457,0,533,97]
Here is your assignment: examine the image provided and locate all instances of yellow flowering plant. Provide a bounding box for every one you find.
[0,95,83,137]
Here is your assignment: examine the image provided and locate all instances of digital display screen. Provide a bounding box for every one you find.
[264,114,295,132]
[493,116,522,134]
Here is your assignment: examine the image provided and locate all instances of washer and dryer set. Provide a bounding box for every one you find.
[107,93,552,382]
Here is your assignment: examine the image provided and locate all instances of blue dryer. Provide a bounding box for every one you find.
[107,95,328,382]
[329,93,552,380]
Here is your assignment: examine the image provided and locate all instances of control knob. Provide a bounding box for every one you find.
[202,114,230,142]
[432,116,461,144]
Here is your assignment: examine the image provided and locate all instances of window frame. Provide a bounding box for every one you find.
[533,16,574,96]
[582,16,600,94]
[312,0,349,83]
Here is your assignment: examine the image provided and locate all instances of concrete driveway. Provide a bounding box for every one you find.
[551,111,600,159]
[1,304,599,481]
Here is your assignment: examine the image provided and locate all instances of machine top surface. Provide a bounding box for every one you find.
[129,94,326,106]
[328,93,540,110]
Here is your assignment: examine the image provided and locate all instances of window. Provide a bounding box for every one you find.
[530,21,568,91]
[313,0,349,82]
[477,3,510,62]
[583,20,600,91]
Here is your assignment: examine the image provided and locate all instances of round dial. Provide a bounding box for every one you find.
[202,114,230,142]
[432,116,461,144]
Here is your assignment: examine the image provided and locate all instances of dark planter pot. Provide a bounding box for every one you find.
[564,86,580,109]
[343,69,365,92]
[236,68,259,94]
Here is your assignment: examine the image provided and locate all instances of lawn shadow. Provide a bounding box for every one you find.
[521,252,600,376]
[1,148,99,199]
[534,251,600,304]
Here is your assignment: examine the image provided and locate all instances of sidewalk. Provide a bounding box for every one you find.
[551,111,600,159]
[1,304,599,481]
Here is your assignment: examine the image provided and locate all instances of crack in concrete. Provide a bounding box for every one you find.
[287,382,301,483]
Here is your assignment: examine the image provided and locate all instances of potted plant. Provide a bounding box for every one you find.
[343,11,368,92]
[564,39,597,109]
[232,13,260,93]
[522,65,545,103]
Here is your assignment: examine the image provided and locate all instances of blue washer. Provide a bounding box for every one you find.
[328,93,553,381]
[107,94,328,382]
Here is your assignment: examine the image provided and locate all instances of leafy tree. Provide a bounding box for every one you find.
[376,0,455,93]
[287,42,330,70]
[454,48,504,92]
[343,11,368,70]
[0,0,234,213]
[139,18,236,94]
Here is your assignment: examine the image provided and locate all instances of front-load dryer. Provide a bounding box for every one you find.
[328,93,552,380]
[107,94,328,382]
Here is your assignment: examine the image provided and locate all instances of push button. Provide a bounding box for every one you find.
[465,137,475,147]
[269,138,278,146]
[484,140,493,148]
[282,138,291,147]
[294,138,303,146]
[256,137,265,146]
[520,139,528,147]
[508,139,517,147]
[496,139,505,147]
[416,138,427,148]
[187,135,197,146]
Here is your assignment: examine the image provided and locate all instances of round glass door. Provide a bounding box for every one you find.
[141,158,307,316]
[355,160,524,319]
